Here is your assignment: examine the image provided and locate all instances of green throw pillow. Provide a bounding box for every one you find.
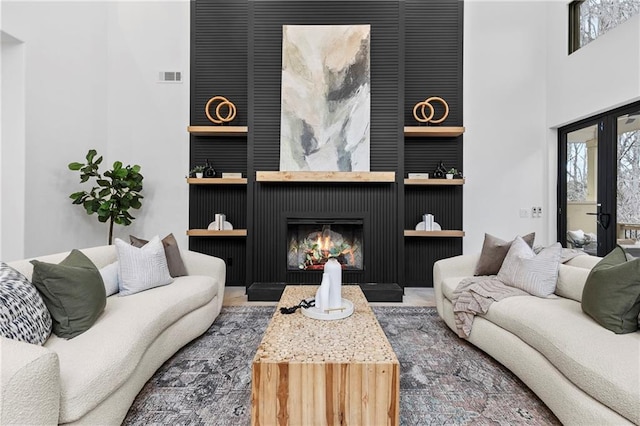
[581,246,640,334]
[31,249,106,339]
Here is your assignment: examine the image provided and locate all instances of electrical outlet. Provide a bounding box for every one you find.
[531,207,538,218]
[519,208,528,218]
[537,206,543,217]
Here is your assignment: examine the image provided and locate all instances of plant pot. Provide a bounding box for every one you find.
[446,174,453,179]
[196,172,203,178]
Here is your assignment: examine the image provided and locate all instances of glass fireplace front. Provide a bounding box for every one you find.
[286,218,364,271]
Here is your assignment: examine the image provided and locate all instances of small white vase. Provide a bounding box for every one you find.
[324,257,342,309]
[196,172,203,178]
[446,173,453,179]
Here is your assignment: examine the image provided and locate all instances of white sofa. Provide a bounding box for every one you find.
[1,245,225,425]
[434,253,640,425]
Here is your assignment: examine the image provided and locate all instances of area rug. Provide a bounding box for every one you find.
[124,306,559,425]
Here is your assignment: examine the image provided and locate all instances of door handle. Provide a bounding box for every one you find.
[586,212,611,230]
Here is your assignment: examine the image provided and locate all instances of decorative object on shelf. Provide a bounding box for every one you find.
[415,215,442,231]
[412,96,449,125]
[205,96,237,125]
[408,173,429,179]
[207,213,233,231]
[189,165,205,178]
[221,172,242,178]
[446,167,462,179]
[280,24,371,172]
[433,161,448,178]
[302,256,354,320]
[68,149,143,245]
[203,159,216,178]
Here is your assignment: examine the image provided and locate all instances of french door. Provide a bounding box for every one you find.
[558,101,640,257]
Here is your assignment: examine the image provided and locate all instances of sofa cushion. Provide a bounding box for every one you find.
[115,237,173,296]
[30,250,106,339]
[555,264,590,302]
[474,232,535,276]
[0,262,52,345]
[44,275,219,423]
[485,296,640,424]
[130,233,188,278]
[582,246,640,334]
[497,237,562,297]
[99,262,120,297]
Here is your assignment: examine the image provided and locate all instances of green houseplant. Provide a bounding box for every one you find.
[68,149,144,244]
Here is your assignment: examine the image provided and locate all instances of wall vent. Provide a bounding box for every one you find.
[158,71,182,83]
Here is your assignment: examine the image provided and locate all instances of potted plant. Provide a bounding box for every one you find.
[446,168,459,179]
[68,149,143,245]
[189,165,205,178]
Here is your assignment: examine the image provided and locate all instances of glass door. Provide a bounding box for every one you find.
[615,109,640,258]
[558,101,640,257]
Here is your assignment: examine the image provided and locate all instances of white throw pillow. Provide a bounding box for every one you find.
[497,236,562,297]
[99,261,120,297]
[115,236,173,296]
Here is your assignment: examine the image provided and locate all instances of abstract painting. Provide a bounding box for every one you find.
[280,25,371,171]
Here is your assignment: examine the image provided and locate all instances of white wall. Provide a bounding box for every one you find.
[463,1,640,253]
[1,1,189,260]
[463,1,550,252]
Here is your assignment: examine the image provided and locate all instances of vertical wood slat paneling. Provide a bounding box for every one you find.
[190,0,463,288]
[253,183,397,284]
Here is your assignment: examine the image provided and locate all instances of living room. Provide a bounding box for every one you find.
[1,0,639,425]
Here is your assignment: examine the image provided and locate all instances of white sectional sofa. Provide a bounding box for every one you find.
[1,245,225,425]
[434,253,640,425]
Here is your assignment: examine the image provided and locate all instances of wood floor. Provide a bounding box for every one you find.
[223,286,436,307]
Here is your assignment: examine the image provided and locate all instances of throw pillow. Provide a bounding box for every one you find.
[497,236,562,297]
[99,262,120,297]
[116,236,173,296]
[474,232,535,276]
[581,246,640,334]
[0,262,52,345]
[30,250,106,339]
[130,233,188,277]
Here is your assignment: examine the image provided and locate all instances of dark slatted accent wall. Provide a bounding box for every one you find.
[402,0,463,286]
[190,0,463,288]
[250,1,401,285]
[253,183,397,284]
[191,0,249,285]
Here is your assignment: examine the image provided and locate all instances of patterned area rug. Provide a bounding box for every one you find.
[124,306,559,425]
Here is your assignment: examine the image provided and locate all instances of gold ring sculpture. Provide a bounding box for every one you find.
[205,96,237,124]
[413,96,449,124]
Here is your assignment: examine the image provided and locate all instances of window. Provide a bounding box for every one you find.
[569,0,640,53]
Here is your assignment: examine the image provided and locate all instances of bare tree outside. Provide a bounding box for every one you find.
[567,142,588,202]
[617,129,640,225]
[579,0,640,48]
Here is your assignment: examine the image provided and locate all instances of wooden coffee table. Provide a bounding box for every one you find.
[251,285,399,426]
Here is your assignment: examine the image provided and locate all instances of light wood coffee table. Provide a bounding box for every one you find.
[251,285,399,426]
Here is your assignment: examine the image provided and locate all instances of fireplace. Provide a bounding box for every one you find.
[286,217,364,271]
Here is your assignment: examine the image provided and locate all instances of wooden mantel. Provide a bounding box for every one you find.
[256,171,396,183]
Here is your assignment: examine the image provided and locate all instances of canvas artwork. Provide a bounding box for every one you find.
[280,25,371,172]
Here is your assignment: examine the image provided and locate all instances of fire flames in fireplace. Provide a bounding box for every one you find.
[287,223,363,271]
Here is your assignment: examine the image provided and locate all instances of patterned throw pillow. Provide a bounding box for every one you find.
[115,236,173,296]
[0,262,52,345]
[497,236,563,297]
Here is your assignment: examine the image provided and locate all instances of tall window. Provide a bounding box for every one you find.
[569,0,640,53]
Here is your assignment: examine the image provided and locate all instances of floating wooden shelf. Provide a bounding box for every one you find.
[404,230,465,237]
[256,171,396,182]
[404,126,465,137]
[187,177,247,185]
[186,229,247,237]
[187,125,248,136]
[404,178,465,186]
